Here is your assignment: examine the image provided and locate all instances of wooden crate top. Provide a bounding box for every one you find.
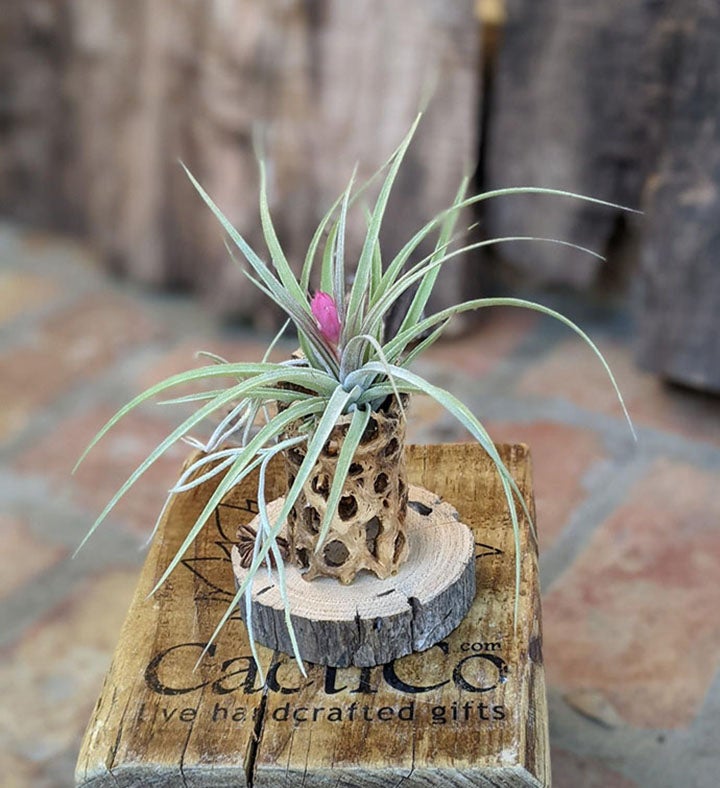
[75,443,549,787]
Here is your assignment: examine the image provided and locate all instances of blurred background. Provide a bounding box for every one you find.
[1,1,719,786]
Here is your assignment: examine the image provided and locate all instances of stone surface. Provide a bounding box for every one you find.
[562,688,625,730]
[0,294,162,441]
[0,571,138,781]
[422,309,539,378]
[0,752,39,788]
[543,458,720,729]
[518,338,720,447]
[0,272,58,324]
[14,405,186,537]
[0,516,66,599]
[552,750,638,788]
[485,420,606,549]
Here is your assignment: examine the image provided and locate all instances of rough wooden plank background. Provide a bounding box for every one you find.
[484,0,720,390]
[75,443,549,787]
[0,0,479,326]
[635,2,720,393]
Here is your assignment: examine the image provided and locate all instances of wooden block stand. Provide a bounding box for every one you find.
[76,444,550,787]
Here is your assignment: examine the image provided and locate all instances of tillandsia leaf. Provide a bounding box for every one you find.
[241,400,262,447]
[74,363,336,473]
[211,194,337,379]
[301,133,416,293]
[340,334,405,418]
[364,236,605,344]
[334,165,357,324]
[196,351,231,365]
[149,398,325,598]
[320,222,339,296]
[262,319,292,362]
[246,433,310,680]
[146,448,265,549]
[373,185,633,331]
[302,194,344,292]
[158,386,307,409]
[399,319,452,368]
[206,399,254,452]
[189,157,332,363]
[199,384,357,666]
[268,384,360,537]
[239,386,360,570]
[182,163,287,304]
[387,297,636,440]
[371,234,383,312]
[258,159,310,310]
[228,244,339,376]
[316,405,371,551]
[255,435,309,674]
[399,174,471,334]
[182,436,208,450]
[75,369,334,555]
[347,361,532,531]
[171,455,238,494]
[350,362,529,628]
[356,381,420,410]
[235,259,340,378]
[157,390,227,405]
[372,223,475,319]
[171,446,249,492]
[343,113,422,344]
[361,204,384,316]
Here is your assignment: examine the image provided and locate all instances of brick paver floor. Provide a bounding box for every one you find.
[1,222,718,787]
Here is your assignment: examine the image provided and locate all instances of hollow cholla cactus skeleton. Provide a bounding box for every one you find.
[293,291,412,583]
[284,392,410,584]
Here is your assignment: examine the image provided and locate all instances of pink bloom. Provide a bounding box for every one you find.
[311,291,341,345]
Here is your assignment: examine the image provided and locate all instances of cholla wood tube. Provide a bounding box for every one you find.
[283,394,410,584]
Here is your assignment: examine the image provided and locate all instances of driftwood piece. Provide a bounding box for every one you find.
[636,4,720,393]
[75,443,549,787]
[484,0,672,286]
[231,485,475,667]
[483,0,720,390]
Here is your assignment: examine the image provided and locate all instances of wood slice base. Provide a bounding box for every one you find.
[231,485,476,668]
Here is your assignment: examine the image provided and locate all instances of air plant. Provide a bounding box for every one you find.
[75,115,635,675]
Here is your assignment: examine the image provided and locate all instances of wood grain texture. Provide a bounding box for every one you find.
[483,0,670,285]
[0,0,479,325]
[231,485,476,668]
[636,2,720,393]
[75,444,549,787]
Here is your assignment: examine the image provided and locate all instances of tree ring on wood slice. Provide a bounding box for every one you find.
[230,485,476,667]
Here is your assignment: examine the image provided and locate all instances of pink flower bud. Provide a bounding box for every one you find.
[311,291,342,345]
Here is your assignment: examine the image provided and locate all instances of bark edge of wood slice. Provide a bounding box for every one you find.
[231,485,476,667]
